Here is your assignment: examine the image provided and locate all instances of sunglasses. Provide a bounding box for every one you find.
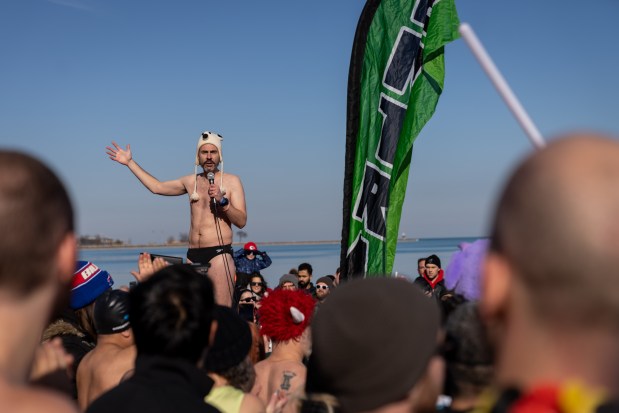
[316,285,329,290]
[240,297,256,303]
[250,282,263,287]
[245,250,256,255]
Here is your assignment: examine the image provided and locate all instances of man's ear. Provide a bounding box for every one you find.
[56,232,77,285]
[480,251,512,324]
[209,320,218,347]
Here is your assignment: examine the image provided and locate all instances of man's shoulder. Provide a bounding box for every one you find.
[221,172,243,187]
[240,392,265,413]
[179,173,197,184]
[254,359,268,372]
[223,172,241,179]
[266,358,306,373]
[92,344,135,374]
[82,342,124,363]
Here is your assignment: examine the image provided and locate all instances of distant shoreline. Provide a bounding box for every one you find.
[78,236,484,250]
[79,239,343,250]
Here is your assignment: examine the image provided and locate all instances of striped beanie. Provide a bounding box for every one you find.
[71,261,114,309]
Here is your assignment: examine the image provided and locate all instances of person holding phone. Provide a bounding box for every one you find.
[236,290,257,324]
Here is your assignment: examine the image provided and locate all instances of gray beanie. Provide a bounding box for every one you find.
[306,278,440,412]
[278,274,298,288]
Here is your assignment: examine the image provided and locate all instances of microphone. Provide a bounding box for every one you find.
[206,172,216,205]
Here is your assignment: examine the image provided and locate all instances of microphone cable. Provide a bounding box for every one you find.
[208,172,236,303]
[211,205,235,303]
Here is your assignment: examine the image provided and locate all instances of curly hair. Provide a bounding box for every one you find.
[218,356,256,392]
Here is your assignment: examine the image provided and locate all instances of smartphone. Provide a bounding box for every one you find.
[238,304,255,323]
[148,253,184,265]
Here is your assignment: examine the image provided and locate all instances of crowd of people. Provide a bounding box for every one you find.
[3,132,619,413]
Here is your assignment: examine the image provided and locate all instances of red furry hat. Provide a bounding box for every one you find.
[258,289,315,342]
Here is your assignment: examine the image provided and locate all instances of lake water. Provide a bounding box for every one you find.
[79,236,485,288]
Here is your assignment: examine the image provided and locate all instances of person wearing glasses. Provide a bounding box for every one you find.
[248,274,269,298]
[106,132,247,307]
[237,290,258,323]
[313,276,333,305]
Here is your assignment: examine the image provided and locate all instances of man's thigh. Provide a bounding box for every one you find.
[208,254,236,307]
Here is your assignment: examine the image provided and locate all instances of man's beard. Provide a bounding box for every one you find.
[202,162,218,172]
[298,280,308,288]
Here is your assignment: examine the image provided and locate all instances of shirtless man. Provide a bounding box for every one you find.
[0,151,78,413]
[77,290,136,410]
[106,132,247,306]
[251,289,315,413]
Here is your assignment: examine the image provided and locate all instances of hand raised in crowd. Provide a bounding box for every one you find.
[106,141,132,165]
[29,337,73,382]
[130,253,169,283]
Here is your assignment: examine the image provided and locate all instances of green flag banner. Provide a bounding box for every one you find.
[340,0,460,279]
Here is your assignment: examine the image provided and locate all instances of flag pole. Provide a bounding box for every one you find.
[459,23,546,150]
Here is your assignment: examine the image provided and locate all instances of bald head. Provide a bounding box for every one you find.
[490,134,619,326]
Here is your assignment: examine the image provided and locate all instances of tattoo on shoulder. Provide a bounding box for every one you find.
[280,371,297,391]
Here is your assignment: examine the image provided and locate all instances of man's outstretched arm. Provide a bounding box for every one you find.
[106,141,186,196]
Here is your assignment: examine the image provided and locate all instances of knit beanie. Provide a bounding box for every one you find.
[315,276,334,289]
[191,131,224,202]
[94,289,130,335]
[195,131,223,166]
[425,254,442,268]
[278,274,298,288]
[71,261,114,310]
[306,278,440,413]
[204,305,252,373]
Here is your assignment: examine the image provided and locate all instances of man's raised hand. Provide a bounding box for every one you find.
[106,141,132,165]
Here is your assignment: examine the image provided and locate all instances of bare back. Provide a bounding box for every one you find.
[252,358,306,413]
[76,343,136,410]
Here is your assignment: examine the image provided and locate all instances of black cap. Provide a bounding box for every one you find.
[204,305,252,373]
[425,254,442,268]
[94,289,130,335]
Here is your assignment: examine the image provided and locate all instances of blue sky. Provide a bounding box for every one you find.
[1,0,618,244]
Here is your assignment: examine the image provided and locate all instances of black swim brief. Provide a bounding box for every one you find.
[187,245,233,265]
